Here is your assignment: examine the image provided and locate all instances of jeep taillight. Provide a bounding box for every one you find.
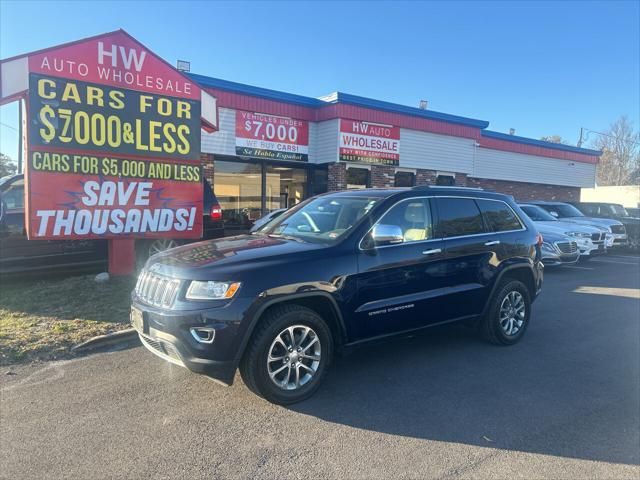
[536,233,544,247]
[210,204,223,220]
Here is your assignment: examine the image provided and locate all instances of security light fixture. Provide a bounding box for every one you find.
[176,60,191,72]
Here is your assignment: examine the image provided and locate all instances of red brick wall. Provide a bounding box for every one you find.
[371,165,395,188]
[328,163,347,191]
[467,177,580,202]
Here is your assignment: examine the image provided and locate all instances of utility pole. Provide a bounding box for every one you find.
[17,98,23,173]
[577,127,584,148]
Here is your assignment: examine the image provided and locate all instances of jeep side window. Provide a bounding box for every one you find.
[373,198,433,244]
[476,199,523,232]
[435,198,486,238]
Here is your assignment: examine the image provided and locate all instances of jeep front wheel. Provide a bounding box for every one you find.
[240,305,333,405]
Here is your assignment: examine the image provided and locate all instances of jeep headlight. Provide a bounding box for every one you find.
[565,231,590,238]
[541,242,556,253]
[186,281,241,300]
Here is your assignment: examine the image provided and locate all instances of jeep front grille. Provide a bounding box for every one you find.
[556,241,578,254]
[135,270,181,307]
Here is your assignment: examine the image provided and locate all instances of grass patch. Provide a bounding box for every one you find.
[0,274,136,366]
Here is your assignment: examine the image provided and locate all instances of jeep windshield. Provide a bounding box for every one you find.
[262,196,379,243]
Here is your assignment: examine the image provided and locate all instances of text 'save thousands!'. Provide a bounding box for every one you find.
[27,150,203,240]
[339,120,400,166]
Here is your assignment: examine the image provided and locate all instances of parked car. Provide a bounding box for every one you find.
[570,202,639,250]
[132,186,544,404]
[249,208,287,233]
[537,230,579,266]
[0,175,107,275]
[626,207,640,218]
[0,174,224,276]
[529,201,627,248]
[519,204,607,258]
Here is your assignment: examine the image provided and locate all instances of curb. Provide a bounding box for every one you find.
[71,328,140,354]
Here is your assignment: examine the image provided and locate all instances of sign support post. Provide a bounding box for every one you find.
[108,239,136,276]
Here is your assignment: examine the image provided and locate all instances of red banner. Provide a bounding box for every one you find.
[235,111,309,161]
[26,151,203,240]
[339,119,400,165]
[28,32,198,100]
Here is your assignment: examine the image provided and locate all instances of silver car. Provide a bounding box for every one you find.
[519,204,607,258]
[537,229,580,266]
[529,201,627,248]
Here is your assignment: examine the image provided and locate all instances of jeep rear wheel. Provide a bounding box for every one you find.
[240,305,333,405]
[480,279,531,345]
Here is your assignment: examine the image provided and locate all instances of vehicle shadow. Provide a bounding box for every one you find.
[289,288,640,466]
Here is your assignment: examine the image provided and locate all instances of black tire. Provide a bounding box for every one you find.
[240,304,333,405]
[480,278,531,345]
[135,239,182,270]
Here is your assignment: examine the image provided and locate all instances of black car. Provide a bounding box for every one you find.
[132,186,544,404]
[0,174,224,276]
[570,201,640,249]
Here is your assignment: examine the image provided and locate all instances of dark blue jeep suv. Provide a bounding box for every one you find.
[132,186,543,404]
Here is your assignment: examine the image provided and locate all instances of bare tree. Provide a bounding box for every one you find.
[540,135,569,144]
[591,116,640,186]
[0,153,17,177]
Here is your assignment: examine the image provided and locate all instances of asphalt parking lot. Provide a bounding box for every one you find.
[1,254,639,479]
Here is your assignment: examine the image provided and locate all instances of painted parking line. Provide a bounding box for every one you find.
[563,265,594,271]
[573,286,640,299]
[589,258,640,265]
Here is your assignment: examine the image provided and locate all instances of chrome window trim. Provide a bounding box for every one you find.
[358,195,527,252]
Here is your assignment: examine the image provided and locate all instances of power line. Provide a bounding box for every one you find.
[0,122,18,132]
[579,127,640,147]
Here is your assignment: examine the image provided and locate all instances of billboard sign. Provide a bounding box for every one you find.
[339,119,400,165]
[0,30,216,241]
[235,111,309,161]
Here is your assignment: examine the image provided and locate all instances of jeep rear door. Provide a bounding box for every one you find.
[433,197,507,319]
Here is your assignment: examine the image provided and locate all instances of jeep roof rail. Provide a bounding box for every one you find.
[411,185,484,191]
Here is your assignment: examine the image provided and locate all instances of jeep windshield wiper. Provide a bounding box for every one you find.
[268,233,306,243]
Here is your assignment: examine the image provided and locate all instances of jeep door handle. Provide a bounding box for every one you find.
[484,240,501,246]
[422,248,442,255]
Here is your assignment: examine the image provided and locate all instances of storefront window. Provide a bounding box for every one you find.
[311,168,328,196]
[394,171,415,187]
[436,174,455,186]
[346,167,371,189]
[214,160,262,233]
[266,166,307,211]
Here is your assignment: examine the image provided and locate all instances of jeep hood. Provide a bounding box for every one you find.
[146,234,326,278]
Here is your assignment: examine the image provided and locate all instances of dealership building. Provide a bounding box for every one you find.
[186,72,601,233]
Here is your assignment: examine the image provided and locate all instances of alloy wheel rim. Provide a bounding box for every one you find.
[267,325,321,391]
[499,291,526,336]
[149,239,178,256]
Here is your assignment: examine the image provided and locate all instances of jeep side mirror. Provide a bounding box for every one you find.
[549,211,559,218]
[371,224,404,246]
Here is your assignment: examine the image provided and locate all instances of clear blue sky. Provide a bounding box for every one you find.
[1,0,638,162]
